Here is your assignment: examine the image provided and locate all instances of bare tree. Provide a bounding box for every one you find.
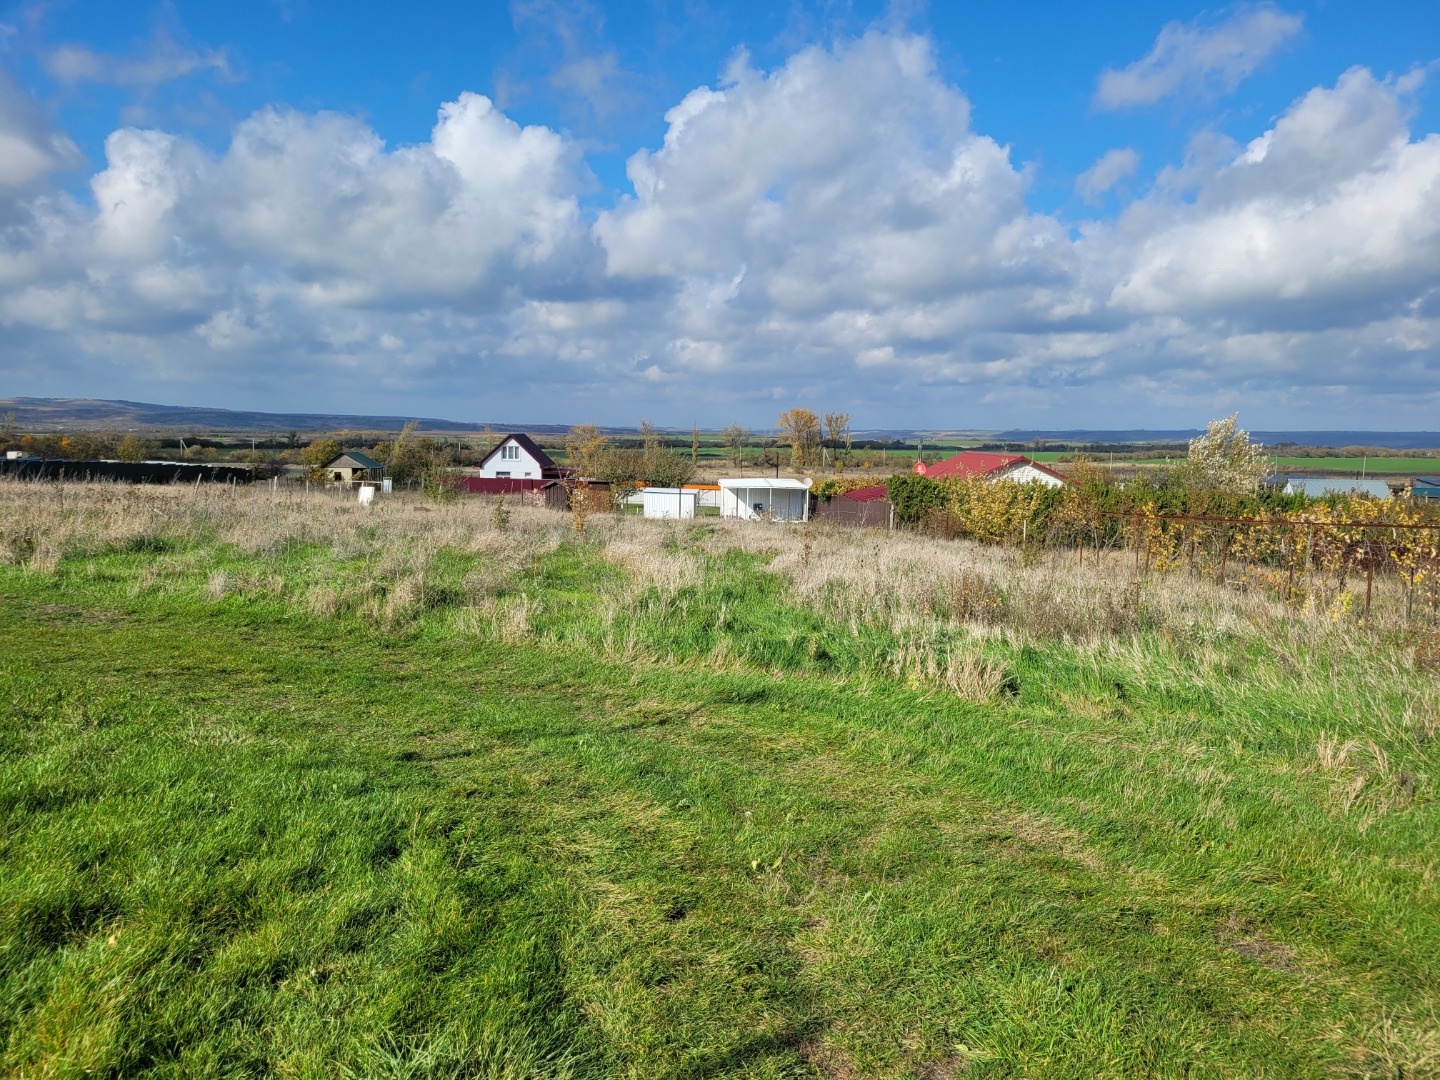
[824,412,852,472]
[758,439,782,475]
[638,420,659,455]
[720,423,749,466]
[777,408,822,470]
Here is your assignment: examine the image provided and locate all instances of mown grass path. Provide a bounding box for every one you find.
[1,565,1436,1077]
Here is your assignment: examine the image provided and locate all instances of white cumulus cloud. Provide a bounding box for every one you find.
[591,31,1070,395]
[1110,68,1440,327]
[2,30,1439,428]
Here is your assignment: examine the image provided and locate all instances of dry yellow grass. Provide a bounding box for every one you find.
[2,478,1434,699]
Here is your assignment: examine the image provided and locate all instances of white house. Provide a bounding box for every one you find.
[477,434,561,481]
[641,487,698,519]
[718,478,813,522]
[915,451,1066,488]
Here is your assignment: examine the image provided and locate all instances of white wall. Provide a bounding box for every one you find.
[999,463,1065,488]
[479,438,545,479]
[642,488,696,519]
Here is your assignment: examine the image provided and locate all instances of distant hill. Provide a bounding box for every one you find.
[4,399,1437,450]
[0,398,588,435]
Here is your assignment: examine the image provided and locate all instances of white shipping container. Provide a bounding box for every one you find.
[641,488,697,519]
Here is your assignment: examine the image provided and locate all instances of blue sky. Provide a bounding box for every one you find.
[1,0,1438,428]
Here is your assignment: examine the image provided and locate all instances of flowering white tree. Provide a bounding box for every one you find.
[1183,415,1270,493]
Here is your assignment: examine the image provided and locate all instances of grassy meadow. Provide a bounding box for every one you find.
[1,481,1438,1077]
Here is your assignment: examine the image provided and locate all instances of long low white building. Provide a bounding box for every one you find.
[717,478,813,521]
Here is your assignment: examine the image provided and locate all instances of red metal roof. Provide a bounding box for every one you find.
[916,451,1065,483]
[840,484,889,502]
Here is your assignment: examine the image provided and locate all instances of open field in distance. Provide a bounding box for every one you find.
[1,481,1438,1076]
[1049,456,1440,476]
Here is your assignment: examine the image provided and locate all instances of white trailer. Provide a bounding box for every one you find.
[641,487,698,519]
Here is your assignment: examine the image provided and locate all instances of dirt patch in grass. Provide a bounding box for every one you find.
[962,809,1103,873]
[799,1042,865,1079]
[1231,938,1300,973]
[29,603,119,625]
[800,1041,966,1079]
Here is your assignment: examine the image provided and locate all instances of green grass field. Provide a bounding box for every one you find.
[2,485,1437,1076]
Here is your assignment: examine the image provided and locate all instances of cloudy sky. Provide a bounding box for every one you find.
[1,1,1437,429]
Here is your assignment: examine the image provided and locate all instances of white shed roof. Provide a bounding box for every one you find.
[716,478,813,490]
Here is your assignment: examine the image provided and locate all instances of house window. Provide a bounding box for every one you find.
[496,471,511,478]
[501,444,520,460]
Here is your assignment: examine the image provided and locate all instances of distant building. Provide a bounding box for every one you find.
[325,451,385,486]
[476,434,566,481]
[641,487,698,519]
[914,451,1065,487]
[1277,477,1392,499]
[622,483,721,510]
[1411,477,1440,501]
[717,478,813,521]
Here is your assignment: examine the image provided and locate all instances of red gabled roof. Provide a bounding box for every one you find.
[840,484,888,502]
[919,451,1024,479]
[918,451,1066,483]
[478,433,558,472]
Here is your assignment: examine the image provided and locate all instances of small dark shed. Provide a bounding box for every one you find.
[542,478,613,513]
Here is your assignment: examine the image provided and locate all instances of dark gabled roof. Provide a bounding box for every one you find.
[328,450,383,470]
[477,433,557,471]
